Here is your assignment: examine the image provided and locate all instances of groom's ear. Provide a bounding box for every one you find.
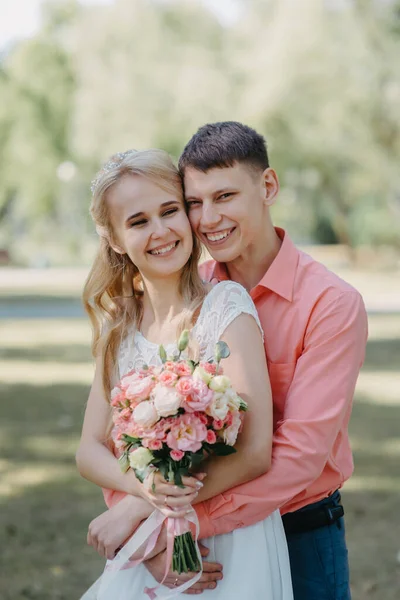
[262,168,280,207]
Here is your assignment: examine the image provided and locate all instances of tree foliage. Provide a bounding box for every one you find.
[0,0,399,264]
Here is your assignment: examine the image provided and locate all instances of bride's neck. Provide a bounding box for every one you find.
[140,276,185,339]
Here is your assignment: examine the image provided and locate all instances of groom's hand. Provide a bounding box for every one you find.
[87,496,149,560]
[144,542,223,594]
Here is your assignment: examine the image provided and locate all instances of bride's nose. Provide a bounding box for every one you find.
[151,219,170,239]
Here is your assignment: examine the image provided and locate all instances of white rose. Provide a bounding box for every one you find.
[193,366,212,385]
[152,383,182,418]
[129,446,154,470]
[207,392,229,421]
[209,375,231,393]
[133,401,159,428]
[223,412,242,446]
[225,387,241,411]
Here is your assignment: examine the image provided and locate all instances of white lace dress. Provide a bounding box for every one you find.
[96,281,293,599]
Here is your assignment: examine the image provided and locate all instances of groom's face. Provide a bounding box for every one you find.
[184,162,266,263]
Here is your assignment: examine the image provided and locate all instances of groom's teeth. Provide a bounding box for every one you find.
[149,242,177,255]
[206,230,231,242]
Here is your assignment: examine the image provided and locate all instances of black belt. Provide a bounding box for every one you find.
[282,496,344,535]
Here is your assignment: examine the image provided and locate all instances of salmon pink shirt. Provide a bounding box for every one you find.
[103,228,368,540]
[194,228,368,539]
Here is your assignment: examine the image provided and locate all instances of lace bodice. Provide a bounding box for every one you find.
[117,281,263,377]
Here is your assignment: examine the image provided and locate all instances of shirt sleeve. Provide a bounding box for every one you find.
[195,289,368,539]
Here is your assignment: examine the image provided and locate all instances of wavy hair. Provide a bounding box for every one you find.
[83,149,205,398]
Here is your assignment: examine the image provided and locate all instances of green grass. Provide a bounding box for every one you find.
[0,314,399,599]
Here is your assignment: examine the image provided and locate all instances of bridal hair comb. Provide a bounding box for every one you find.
[90,149,137,195]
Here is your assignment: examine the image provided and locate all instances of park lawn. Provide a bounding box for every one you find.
[0,315,399,599]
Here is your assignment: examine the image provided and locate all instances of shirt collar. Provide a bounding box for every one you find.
[209,228,299,302]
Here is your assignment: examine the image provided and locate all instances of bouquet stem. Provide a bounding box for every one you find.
[172,532,201,574]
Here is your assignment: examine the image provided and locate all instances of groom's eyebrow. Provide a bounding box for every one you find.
[125,201,180,222]
[185,187,237,200]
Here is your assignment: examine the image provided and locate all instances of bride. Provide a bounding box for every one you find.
[76,148,293,599]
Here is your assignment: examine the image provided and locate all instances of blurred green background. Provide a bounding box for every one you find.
[0,1,399,599]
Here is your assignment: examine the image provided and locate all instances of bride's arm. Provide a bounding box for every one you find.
[194,312,273,504]
[75,356,144,496]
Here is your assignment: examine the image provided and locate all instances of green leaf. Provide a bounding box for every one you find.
[134,468,146,483]
[190,450,204,467]
[239,397,248,411]
[122,434,141,445]
[214,340,230,362]
[159,462,169,481]
[159,344,167,363]
[211,443,237,456]
[177,329,190,352]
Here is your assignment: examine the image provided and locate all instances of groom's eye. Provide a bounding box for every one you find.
[186,200,201,208]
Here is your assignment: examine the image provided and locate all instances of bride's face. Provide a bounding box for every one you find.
[107,173,193,281]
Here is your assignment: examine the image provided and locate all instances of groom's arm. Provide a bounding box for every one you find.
[195,289,368,539]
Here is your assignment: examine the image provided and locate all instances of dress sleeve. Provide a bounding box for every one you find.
[206,281,264,342]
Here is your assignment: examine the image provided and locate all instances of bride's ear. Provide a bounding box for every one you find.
[110,243,126,255]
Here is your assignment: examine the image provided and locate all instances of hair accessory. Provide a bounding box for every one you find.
[90,149,137,195]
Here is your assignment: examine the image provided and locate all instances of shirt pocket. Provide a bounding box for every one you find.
[267,361,296,428]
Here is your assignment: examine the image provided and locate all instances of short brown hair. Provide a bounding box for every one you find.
[178,121,269,175]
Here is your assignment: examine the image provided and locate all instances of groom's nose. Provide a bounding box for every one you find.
[200,202,221,229]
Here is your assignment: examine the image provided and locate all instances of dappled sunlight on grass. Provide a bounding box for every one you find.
[0,463,77,499]
[0,360,93,384]
[355,372,400,405]
[0,318,91,347]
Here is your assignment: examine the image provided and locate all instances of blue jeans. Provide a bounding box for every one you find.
[285,491,351,600]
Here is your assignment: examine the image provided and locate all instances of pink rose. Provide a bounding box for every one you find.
[166,413,207,453]
[133,401,159,428]
[147,439,163,451]
[184,380,214,413]
[195,412,209,425]
[164,361,177,371]
[170,449,185,461]
[175,362,193,377]
[120,372,141,391]
[158,370,178,386]
[110,386,125,407]
[119,407,131,420]
[153,383,182,417]
[213,418,224,430]
[125,376,155,402]
[206,429,217,444]
[175,377,194,397]
[201,362,218,376]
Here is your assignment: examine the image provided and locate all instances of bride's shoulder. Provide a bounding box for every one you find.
[204,280,251,303]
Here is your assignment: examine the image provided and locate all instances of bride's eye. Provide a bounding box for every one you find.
[130,219,147,227]
[162,208,178,217]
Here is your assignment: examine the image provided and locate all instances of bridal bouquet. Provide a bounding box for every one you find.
[111,330,247,576]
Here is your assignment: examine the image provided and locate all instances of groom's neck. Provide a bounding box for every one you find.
[225,228,282,292]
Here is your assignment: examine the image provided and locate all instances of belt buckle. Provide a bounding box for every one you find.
[324,504,344,524]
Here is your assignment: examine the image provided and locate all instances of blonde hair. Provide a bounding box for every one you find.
[83,149,205,398]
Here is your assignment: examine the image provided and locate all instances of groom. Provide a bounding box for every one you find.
[87,122,368,599]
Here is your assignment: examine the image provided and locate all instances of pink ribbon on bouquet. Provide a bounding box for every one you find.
[79,509,202,600]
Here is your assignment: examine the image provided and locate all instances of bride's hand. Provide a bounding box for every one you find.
[140,470,205,517]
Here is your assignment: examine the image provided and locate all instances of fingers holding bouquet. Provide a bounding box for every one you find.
[141,470,204,516]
